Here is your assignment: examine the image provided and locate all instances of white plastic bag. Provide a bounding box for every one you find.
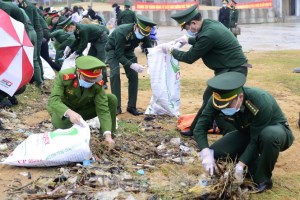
[41,57,56,80]
[2,121,91,167]
[60,56,76,71]
[145,43,181,117]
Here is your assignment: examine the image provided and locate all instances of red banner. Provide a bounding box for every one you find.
[135,1,199,11]
[236,0,272,9]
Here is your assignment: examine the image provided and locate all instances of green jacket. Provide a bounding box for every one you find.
[172,19,247,75]
[47,68,112,133]
[105,24,151,66]
[0,1,25,25]
[229,8,239,28]
[117,9,136,25]
[51,30,75,50]
[18,0,42,32]
[194,87,292,165]
[70,23,109,55]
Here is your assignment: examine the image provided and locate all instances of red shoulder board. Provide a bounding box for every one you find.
[96,80,104,86]
[63,74,77,81]
[73,79,79,88]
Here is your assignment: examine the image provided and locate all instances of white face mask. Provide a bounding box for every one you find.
[135,30,144,39]
[79,78,95,88]
[222,4,227,7]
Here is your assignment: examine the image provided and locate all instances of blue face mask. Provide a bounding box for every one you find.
[222,4,227,7]
[186,29,197,37]
[221,107,240,116]
[135,31,144,39]
[221,98,241,116]
[79,78,94,88]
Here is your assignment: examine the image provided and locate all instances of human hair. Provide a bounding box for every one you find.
[73,6,79,14]
[112,3,118,8]
[185,13,202,26]
[125,5,130,9]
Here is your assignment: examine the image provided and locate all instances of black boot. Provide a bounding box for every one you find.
[256,179,273,193]
[8,96,18,105]
[0,98,12,108]
[117,107,122,115]
[127,107,143,116]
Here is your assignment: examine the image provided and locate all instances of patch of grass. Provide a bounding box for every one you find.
[181,79,204,95]
[247,50,300,95]
[138,78,151,91]
[116,120,140,135]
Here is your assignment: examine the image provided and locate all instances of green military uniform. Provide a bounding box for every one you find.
[171,5,249,134]
[47,56,117,133]
[18,0,44,85]
[47,11,66,32]
[117,1,136,25]
[105,14,156,111]
[50,29,75,66]
[229,2,239,37]
[194,72,294,185]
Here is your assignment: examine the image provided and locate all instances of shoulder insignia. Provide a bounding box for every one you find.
[96,80,104,86]
[126,32,133,41]
[245,100,259,116]
[73,79,79,88]
[63,74,77,81]
[66,89,74,95]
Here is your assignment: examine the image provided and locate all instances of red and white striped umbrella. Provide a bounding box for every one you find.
[0,9,34,96]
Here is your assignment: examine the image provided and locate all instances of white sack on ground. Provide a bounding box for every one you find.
[41,57,56,80]
[145,43,181,117]
[2,120,91,167]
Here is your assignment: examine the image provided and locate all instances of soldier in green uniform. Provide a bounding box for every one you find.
[117,0,136,25]
[105,14,156,115]
[50,29,75,66]
[59,17,109,89]
[47,56,117,148]
[196,72,294,192]
[16,0,44,85]
[162,5,250,136]
[229,0,239,37]
[47,11,66,32]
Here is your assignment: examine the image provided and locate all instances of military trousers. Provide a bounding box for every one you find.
[88,35,108,84]
[50,93,117,133]
[210,123,294,184]
[190,66,249,132]
[36,29,44,82]
[27,28,43,85]
[106,50,138,109]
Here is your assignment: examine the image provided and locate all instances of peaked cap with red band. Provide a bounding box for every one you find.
[75,55,106,78]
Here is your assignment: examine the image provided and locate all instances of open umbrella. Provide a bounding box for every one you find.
[0,9,33,96]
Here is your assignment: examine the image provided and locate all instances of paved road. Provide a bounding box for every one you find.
[156,22,300,51]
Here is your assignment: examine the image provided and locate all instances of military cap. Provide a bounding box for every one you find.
[57,16,74,29]
[207,72,246,109]
[124,0,132,6]
[231,0,237,4]
[223,0,229,3]
[171,4,198,28]
[76,56,106,81]
[136,14,157,36]
[48,10,59,18]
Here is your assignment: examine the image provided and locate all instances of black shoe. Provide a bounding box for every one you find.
[256,179,273,193]
[0,98,12,108]
[8,96,18,105]
[117,107,122,115]
[127,107,143,116]
[180,130,193,137]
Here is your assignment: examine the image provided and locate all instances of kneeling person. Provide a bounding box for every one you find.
[195,72,294,192]
[47,56,117,147]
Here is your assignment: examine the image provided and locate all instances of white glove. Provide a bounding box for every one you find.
[64,46,71,56]
[68,52,79,60]
[130,63,145,73]
[174,35,189,47]
[234,163,244,183]
[199,148,216,176]
[160,43,173,54]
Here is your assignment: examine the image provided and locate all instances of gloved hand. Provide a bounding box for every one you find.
[65,109,84,127]
[234,162,245,183]
[130,63,145,73]
[199,148,216,176]
[160,43,173,54]
[173,35,189,47]
[68,52,79,60]
[64,46,71,56]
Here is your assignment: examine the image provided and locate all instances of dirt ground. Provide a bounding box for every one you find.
[0,48,299,199]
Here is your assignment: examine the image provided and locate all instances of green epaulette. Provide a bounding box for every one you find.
[245,100,259,116]
[126,32,133,41]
